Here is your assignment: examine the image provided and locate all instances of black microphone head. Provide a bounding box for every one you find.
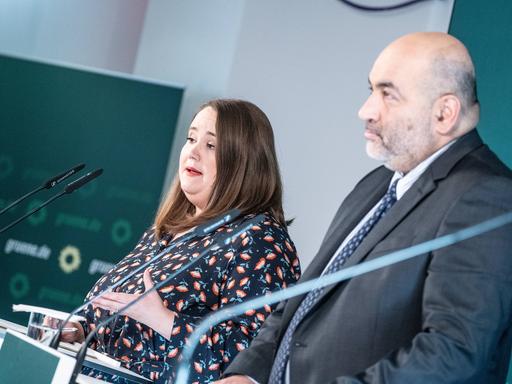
[64,168,103,194]
[195,208,242,235]
[42,163,86,189]
[220,213,266,246]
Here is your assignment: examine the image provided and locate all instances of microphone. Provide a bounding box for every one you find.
[49,208,242,350]
[0,163,85,216]
[174,210,512,384]
[43,163,87,189]
[0,168,102,234]
[64,168,103,194]
[68,213,265,384]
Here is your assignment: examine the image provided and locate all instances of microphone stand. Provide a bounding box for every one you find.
[0,191,65,234]
[0,163,85,216]
[0,185,45,216]
[0,168,102,235]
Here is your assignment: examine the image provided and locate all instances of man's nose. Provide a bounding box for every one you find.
[358,93,380,122]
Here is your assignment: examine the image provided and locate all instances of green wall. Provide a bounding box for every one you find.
[449,0,512,167]
[0,54,183,324]
[449,1,512,381]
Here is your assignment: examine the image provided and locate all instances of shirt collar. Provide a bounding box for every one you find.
[390,139,457,200]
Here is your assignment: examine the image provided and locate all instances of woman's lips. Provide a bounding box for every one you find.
[185,167,202,176]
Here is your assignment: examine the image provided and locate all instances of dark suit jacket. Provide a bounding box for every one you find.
[225,130,512,383]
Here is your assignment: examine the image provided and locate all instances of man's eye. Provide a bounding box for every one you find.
[382,90,396,100]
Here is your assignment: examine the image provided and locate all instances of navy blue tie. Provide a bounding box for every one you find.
[268,179,399,384]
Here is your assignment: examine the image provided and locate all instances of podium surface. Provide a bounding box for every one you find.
[0,318,151,383]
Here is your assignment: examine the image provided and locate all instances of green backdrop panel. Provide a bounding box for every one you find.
[449,1,512,382]
[449,0,512,167]
[0,54,183,325]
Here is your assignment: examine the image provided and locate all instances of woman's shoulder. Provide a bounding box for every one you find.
[133,225,160,249]
[231,212,297,253]
[237,211,288,233]
[226,211,301,281]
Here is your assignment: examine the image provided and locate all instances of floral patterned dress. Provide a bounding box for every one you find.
[80,212,300,383]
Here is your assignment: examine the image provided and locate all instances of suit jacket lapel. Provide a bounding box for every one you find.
[309,130,485,307]
[281,130,485,329]
[340,174,436,270]
[281,169,392,325]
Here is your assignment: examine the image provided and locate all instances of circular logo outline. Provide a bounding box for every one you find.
[9,273,30,299]
[27,199,48,226]
[59,245,81,274]
[111,219,132,246]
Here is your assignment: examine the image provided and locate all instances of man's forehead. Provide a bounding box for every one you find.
[368,49,428,89]
[368,63,401,87]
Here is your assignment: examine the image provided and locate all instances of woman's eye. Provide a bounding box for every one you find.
[186,137,195,143]
[207,143,216,149]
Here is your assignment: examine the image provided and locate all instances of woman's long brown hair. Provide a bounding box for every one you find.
[154,99,285,238]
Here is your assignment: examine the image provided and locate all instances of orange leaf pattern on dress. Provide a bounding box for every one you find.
[80,213,300,383]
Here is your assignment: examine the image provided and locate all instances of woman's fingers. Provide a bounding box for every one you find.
[93,293,141,315]
[102,292,136,302]
[93,297,123,311]
[143,268,154,291]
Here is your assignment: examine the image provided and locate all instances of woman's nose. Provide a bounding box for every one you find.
[188,141,201,160]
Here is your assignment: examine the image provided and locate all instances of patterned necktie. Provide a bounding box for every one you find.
[268,179,399,384]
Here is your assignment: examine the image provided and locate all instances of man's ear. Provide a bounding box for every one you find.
[433,94,461,135]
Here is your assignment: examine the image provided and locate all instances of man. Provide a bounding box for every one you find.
[216,32,512,383]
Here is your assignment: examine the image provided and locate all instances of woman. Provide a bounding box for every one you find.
[68,99,301,383]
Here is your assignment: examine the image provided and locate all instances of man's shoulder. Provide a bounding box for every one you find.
[463,144,512,179]
[355,165,393,189]
[433,130,512,182]
[440,144,512,198]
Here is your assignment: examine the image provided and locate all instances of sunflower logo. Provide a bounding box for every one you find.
[59,245,81,273]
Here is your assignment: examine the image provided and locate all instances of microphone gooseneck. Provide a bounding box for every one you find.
[0,191,65,234]
[0,168,102,234]
[0,163,85,216]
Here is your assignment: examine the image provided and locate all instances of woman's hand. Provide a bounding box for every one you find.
[92,268,176,339]
[59,321,85,343]
[214,376,255,384]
